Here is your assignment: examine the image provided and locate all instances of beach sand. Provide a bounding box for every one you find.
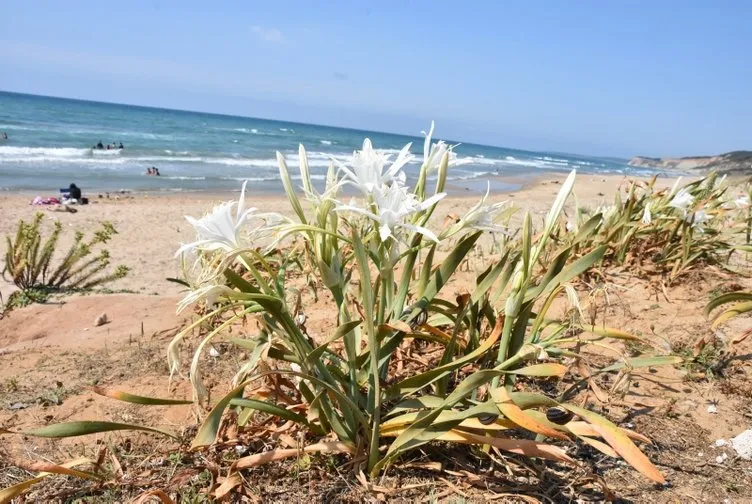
[0,172,666,301]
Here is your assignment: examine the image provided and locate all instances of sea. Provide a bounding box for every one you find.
[0,91,650,194]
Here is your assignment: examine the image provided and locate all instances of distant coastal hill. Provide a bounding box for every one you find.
[628,151,752,174]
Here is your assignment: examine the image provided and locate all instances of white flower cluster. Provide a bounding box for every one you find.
[175,123,512,307]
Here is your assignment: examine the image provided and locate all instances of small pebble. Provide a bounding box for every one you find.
[708,404,718,414]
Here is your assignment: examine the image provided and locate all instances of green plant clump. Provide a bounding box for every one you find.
[2,213,129,308]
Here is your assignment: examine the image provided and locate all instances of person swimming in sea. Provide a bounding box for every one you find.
[118,142,124,149]
[96,140,104,149]
[1,132,7,140]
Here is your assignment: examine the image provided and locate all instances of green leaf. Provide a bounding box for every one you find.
[276,152,308,225]
[374,368,506,475]
[705,291,752,316]
[193,370,368,449]
[298,144,314,195]
[524,246,606,303]
[386,317,502,399]
[600,355,683,374]
[471,251,509,304]
[571,213,603,245]
[165,277,191,288]
[224,268,261,294]
[712,301,752,329]
[416,243,436,299]
[421,231,481,305]
[18,421,178,440]
[229,398,309,425]
[385,396,445,417]
[92,387,193,405]
[305,320,363,364]
[577,324,646,341]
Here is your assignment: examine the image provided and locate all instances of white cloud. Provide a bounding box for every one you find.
[251,25,284,43]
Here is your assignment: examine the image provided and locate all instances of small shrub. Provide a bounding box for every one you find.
[1,213,129,307]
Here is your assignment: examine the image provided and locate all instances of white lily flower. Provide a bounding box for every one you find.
[735,195,750,209]
[641,203,652,224]
[596,204,618,223]
[669,188,694,216]
[337,138,412,196]
[177,283,236,313]
[422,121,450,172]
[459,183,510,234]
[335,182,445,243]
[176,181,257,256]
[688,209,710,232]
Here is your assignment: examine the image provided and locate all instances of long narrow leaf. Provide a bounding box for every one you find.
[18,421,177,440]
[92,387,193,405]
[563,405,665,483]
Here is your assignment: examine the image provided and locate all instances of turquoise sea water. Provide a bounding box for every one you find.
[0,91,649,194]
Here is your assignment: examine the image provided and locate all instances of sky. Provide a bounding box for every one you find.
[1,1,750,157]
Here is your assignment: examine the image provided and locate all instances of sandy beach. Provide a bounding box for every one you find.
[0,172,667,301]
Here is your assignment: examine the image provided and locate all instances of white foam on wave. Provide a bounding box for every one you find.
[251,129,258,134]
[447,170,494,181]
[162,176,206,181]
[0,124,36,131]
[91,149,122,156]
[0,146,90,157]
[320,140,333,145]
[220,176,275,182]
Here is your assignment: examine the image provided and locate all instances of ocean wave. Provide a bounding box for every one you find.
[162,175,206,180]
[0,124,37,131]
[447,170,494,181]
[0,146,558,172]
[0,146,91,157]
[539,156,570,163]
[320,140,333,145]
[251,129,258,134]
[91,149,122,156]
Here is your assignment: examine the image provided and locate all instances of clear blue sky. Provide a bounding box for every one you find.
[1,1,750,157]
